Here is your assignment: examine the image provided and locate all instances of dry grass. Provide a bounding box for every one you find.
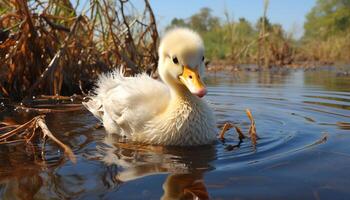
[219,109,259,149]
[0,0,158,101]
[246,109,258,146]
[219,123,246,141]
[0,115,76,163]
[300,33,350,65]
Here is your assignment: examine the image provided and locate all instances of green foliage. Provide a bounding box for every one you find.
[223,18,258,62]
[255,17,272,32]
[304,0,350,40]
[236,18,256,38]
[189,8,220,32]
[166,7,225,59]
[167,7,220,32]
[165,7,292,64]
[168,18,188,29]
[166,1,350,65]
[202,28,229,59]
[302,0,350,63]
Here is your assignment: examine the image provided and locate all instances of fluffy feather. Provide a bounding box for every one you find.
[84,71,170,136]
[83,28,217,146]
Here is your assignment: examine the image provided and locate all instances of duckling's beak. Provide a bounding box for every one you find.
[179,65,207,98]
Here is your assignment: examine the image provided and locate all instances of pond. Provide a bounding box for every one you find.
[1,68,350,199]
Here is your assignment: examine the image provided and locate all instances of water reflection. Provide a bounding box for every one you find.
[161,173,208,200]
[0,144,65,200]
[206,68,293,86]
[96,134,216,199]
[0,69,350,199]
[304,70,350,92]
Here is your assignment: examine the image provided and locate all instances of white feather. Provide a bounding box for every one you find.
[83,28,217,145]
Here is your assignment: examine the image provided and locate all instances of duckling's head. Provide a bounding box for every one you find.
[158,28,207,97]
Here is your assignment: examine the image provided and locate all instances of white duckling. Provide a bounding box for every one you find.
[83,28,217,146]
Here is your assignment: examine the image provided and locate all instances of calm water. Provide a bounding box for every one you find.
[1,69,350,199]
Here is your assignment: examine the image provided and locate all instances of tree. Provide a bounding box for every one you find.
[167,18,188,30]
[304,0,350,39]
[189,7,220,32]
[165,7,222,59]
[235,18,256,38]
[255,16,272,32]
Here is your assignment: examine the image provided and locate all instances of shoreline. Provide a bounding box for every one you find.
[206,60,350,74]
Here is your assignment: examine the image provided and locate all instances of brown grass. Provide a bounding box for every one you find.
[0,0,158,101]
[219,123,246,141]
[219,109,259,149]
[300,33,350,65]
[246,109,258,146]
[0,115,76,163]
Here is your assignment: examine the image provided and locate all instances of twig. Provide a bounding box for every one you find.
[246,109,258,146]
[23,15,83,100]
[37,117,76,163]
[219,123,232,140]
[236,33,269,61]
[0,115,76,163]
[234,126,246,141]
[143,0,159,74]
[219,122,246,141]
[219,109,259,149]
[0,125,19,131]
[0,117,37,140]
[15,105,83,114]
[224,140,243,151]
[40,14,70,32]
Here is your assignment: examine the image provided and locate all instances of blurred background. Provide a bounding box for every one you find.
[1,2,350,199]
[0,0,349,100]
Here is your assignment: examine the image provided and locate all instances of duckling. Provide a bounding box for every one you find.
[83,28,217,146]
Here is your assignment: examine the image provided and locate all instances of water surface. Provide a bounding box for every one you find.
[1,69,350,199]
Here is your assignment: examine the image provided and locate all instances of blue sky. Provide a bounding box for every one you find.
[76,0,316,38]
[148,0,316,38]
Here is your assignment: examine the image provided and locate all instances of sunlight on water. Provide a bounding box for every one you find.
[0,69,350,199]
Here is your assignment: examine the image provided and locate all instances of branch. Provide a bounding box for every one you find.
[23,15,83,100]
[37,117,76,163]
[40,14,70,32]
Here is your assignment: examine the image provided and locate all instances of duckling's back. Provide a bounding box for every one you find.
[83,70,170,136]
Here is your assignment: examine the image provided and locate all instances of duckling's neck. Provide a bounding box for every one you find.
[162,73,195,102]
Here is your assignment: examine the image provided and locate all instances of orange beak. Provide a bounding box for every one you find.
[179,66,207,98]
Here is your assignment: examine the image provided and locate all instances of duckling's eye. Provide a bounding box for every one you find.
[202,56,205,62]
[172,57,179,64]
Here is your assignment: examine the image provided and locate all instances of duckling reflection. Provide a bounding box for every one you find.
[161,173,209,200]
[98,133,216,199]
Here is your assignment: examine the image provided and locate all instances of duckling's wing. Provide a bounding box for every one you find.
[84,71,170,136]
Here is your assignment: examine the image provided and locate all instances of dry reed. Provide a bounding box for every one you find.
[0,0,158,101]
[219,109,259,149]
[0,115,76,163]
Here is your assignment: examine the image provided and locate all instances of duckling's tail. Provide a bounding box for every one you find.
[82,98,103,121]
[83,69,124,121]
[94,69,124,99]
